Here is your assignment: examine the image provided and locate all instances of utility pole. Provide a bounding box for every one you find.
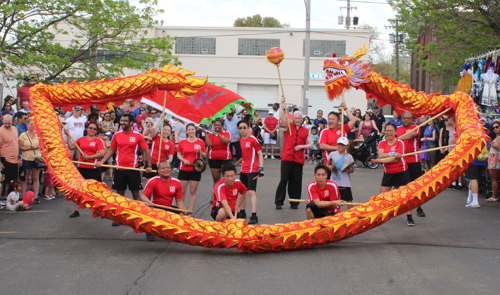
[386,17,402,83]
[302,0,310,116]
[339,0,357,30]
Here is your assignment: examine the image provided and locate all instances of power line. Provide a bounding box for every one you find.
[336,0,389,4]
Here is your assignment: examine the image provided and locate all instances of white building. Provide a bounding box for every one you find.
[159,26,371,116]
[45,24,371,116]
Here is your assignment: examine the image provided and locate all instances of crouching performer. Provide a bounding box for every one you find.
[305,164,343,219]
[211,163,248,222]
[141,161,193,241]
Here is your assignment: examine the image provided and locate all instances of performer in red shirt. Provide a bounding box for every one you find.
[397,111,426,222]
[318,103,357,180]
[98,114,152,226]
[235,120,263,224]
[141,161,192,241]
[263,110,278,159]
[177,123,207,212]
[65,122,106,218]
[275,95,313,210]
[147,122,175,179]
[305,164,342,219]
[205,119,232,187]
[211,163,248,221]
[373,122,413,225]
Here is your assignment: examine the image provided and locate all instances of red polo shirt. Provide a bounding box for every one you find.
[281,124,309,165]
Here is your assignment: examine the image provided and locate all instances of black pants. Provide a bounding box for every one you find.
[230,141,242,160]
[275,161,303,205]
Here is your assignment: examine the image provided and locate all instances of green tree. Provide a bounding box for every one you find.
[0,0,178,83]
[388,0,499,88]
[234,14,290,28]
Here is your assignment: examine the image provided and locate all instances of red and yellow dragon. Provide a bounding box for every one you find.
[30,47,486,252]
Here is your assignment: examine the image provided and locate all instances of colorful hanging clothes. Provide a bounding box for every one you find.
[480,72,499,106]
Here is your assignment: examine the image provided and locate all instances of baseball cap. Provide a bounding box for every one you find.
[337,137,349,146]
[268,110,275,115]
[1,110,11,116]
[23,76,31,81]
[367,109,373,113]
[72,106,83,111]
[104,132,113,137]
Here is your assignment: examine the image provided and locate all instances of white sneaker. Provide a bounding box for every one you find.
[264,155,268,159]
[308,160,312,165]
[271,156,275,160]
[0,200,5,206]
[465,203,480,208]
[314,160,317,165]
[49,195,56,199]
[43,196,52,201]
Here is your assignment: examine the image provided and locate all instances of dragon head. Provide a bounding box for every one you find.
[157,65,208,98]
[323,44,373,100]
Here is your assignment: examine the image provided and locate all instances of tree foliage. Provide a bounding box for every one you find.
[388,0,500,87]
[234,14,290,28]
[0,0,178,83]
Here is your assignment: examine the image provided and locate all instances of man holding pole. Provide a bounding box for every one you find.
[97,113,152,226]
[275,96,313,210]
[318,103,356,178]
[211,163,247,222]
[305,164,342,219]
[141,161,192,241]
[397,111,426,222]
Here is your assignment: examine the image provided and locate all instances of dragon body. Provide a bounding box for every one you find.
[30,52,486,252]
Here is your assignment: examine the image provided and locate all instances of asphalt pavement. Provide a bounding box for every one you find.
[1,159,500,295]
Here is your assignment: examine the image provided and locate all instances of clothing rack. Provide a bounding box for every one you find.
[465,48,500,63]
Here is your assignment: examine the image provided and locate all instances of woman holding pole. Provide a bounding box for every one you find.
[65,122,106,218]
[372,122,413,225]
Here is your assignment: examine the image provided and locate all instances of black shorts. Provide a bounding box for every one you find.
[240,172,259,191]
[210,206,235,220]
[339,187,353,202]
[306,202,336,218]
[208,158,232,169]
[114,169,143,191]
[408,162,423,181]
[381,170,411,187]
[178,170,202,182]
[465,165,486,180]
[77,167,102,182]
[145,164,159,179]
[1,157,18,182]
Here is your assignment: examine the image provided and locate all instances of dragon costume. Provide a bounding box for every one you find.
[30,51,486,252]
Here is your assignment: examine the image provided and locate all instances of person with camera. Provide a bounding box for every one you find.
[19,118,42,198]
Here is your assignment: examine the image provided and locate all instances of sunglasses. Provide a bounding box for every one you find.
[238,127,247,130]
[494,126,500,129]
[88,127,97,130]
[150,112,157,114]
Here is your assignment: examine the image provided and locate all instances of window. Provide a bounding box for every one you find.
[303,40,346,57]
[238,38,280,56]
[175,37,216,55]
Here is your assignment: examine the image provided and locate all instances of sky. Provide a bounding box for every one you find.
[152,0,398,44]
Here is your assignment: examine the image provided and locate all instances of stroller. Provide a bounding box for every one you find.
[350,131,380,169]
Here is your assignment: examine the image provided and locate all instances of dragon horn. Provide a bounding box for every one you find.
[161,64,175,72]
[185,76,208,89]
[171,67,184,73]
[352,44,368,61]
[180,70,196,78]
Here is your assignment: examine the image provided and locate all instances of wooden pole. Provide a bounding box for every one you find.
[377,144,456,162]
[341,90,345,136]
[288,199,365,206]
[276,65,292,136]
[252,174,260,181]
[408,107,452,134]
[157,92,167,165]
[138,200,190,213]
[73,161,156,173]
[62,123,86,157]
